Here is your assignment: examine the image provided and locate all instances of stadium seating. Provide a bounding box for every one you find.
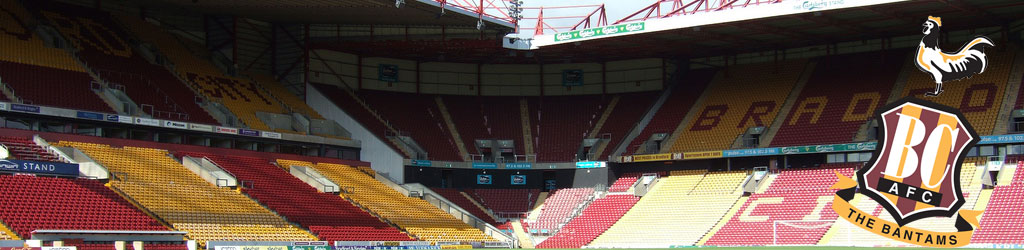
[431,188,500,226]
[623,69,716,155]
[528,96,605,162]
[669,61,806,152]
[0,136,63,162]
[179,152,410,241]
[770,51,906,146]
[0,1,113,113]
[118,16,292,131]
[287,160,495,242]
[705,165,857,246]
[0,175,168,238]
[355,90,462,161]
[592,92,659,160]
[608,172,642,192]
[469,189,540,217]
[530,188,594,232]
[311,84,409,157]
[590,170,746,247]
[972,162,1024,244]
[0,61,112,113]
[58,141,315,244]
[0,1,83,71]
[536,194,639,248]
[898,48,1015,135]
[442,96,525,156]
[34,3,218,124]
[248,72,325,120]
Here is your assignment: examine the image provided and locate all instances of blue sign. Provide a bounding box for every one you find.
[0,159,79,176]
[979,135,1024,145]
[511,175,527,185]
[576,161,606,168]
[10,104,40,113]
[411,160,432,167]
[476,174,492,185]
[472,162,498,169]
[76,111,105,120]
[106,114,119,122]
[238,128,260,137]
[505,162,532,169]
[723,148,781,158]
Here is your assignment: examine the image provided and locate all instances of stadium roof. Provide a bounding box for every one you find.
[309,0,1024,64]
[131,0,515,28]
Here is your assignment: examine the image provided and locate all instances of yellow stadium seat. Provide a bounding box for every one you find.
[0,1,85,72]
[278,159,495,242]
[590,170,747,248]
[669,60,807,152]
[58,141,316,245]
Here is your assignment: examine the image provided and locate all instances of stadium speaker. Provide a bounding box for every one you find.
[395,0,405,8]
[477,20,486,30]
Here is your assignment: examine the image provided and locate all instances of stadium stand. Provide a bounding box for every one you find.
[590,170,746,247]
[973,161,1024,244]
[0,1,114,113]
[355,90,462,161]
[288,160,495,242]
[899,48,1015,135]
[705,165,857,246]
[0,175,168,238]
[622,69,716,155]
[469,189,540,217]
[118,16,292,131]
[608,172,642,193]
[311,83,410,157]
[0,1,83,71]
[530,188,594,232]
[528,96,605,162]
[248,72,325,120]
[591,92,658,160]
[58,141,315,244]
[535,194,640,248]
[442,96,526,156]
[770,51,907,146]
[0,136,63,162]
[669,61,806,152]
[430,188,500,226]
[33,3,218,124]
[0,61,111,113]
[180,152,411,241]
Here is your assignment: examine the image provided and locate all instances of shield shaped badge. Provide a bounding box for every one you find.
[857,98,978,226]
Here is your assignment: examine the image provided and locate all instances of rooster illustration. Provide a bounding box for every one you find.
[916,16,994,96]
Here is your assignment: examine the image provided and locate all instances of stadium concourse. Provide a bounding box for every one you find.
[2,0,1024,249]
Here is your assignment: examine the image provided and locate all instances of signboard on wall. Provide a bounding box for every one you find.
[562,69,584,86]
[511,175,527,185]
[476,174,492,185]
[379,64,399,82]
[0,159,79,176]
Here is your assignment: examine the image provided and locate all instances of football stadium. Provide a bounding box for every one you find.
[0,0,1023,249]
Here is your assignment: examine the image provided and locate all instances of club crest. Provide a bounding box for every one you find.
[857,98,978,225]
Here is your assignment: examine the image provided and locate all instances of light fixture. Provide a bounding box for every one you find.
[395,0,405,8]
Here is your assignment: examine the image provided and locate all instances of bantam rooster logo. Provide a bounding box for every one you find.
[916,16,994,97]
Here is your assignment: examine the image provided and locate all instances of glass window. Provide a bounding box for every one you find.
[980,146,995,156]
[847,153,859,162]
